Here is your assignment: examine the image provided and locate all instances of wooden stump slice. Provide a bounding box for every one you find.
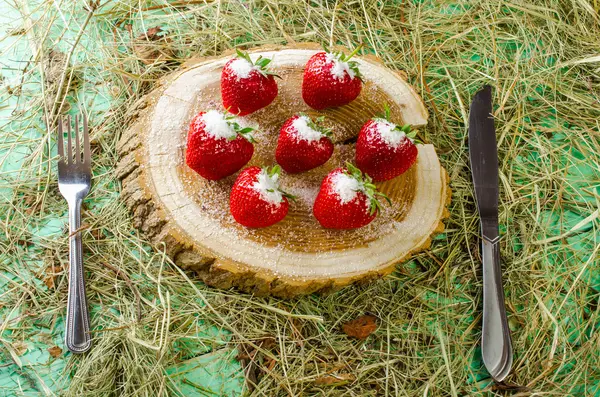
[116,44,450,298]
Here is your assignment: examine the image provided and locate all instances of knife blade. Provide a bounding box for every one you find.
[468,85,513,381]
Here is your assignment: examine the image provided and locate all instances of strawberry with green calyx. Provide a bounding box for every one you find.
[221,49,279,116]
[230,165,294,228]
[322,45,364,82]
[302,45,364,110]
[185,110,256,180]
[313,163,390,229]
[275,113,334,173]
[355,104,419,182]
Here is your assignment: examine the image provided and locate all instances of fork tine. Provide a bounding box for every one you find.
[57,116,64,161]
[83,113,90,164]
[67,115,73,164]
[74,114,80,163]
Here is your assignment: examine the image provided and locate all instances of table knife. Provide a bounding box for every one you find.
[468,85,513,381]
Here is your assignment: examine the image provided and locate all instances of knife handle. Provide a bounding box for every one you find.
[481,237,513,381]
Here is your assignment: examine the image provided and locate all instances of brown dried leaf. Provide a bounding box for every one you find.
[48,346,63,358]
[41,264,64,289]
[342,314,378,340]
[137,26,163,41]
[22,194,40,215]
[133,26,175,65]
[8,28,25,36]
[315,373,356,387]
[265,357,276,371]
[90,228,103,239]
[236,336,278,393]
[491,381,530,392]
[258,336,276,350]
[43,50,67,85]
[43,277,55,289]
[17,239,33,247]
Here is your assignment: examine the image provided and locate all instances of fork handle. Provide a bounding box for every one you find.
[65,198,92,353]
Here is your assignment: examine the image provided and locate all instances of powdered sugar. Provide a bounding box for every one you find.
[253,170,283,206]
[325,53,356,80]
[280,177,319,208]
[332,172,362,204]
[291,116,324,142]
[374,118,406,148]
[202,110,236,139]
[228,58,255,79]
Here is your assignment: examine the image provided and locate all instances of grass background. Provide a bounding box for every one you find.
[1,0,599,396]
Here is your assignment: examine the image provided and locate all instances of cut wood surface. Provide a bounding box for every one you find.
[116,44,450,298]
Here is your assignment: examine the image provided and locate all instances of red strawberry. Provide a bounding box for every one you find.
[221,49,278,116]
[302,48,363,110]
[185,110,255,180]
[275,114,334,173]
[313,164,389,229]
[355,107,418,182]
[230,165,292,228]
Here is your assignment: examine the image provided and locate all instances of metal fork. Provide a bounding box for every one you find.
[57,114,92,353]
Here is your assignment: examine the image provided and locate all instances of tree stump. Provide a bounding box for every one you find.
[116,44,450,298]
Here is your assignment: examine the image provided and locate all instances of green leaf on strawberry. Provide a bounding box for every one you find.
[234,48,281,78]
[263,165,296,202]
[222,111,257,143]
[268,164,281,178]
[335,46,364,82]
[321,44,364,82]
[254,57,272,68]
[297,112,333,139]
[343,162,391,215]
[396,124,421,143]
[376,104,422,143]
[235,48,252,63]
[377,103,392,121]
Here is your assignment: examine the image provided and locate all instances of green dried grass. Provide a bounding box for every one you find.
[1,0,600,396]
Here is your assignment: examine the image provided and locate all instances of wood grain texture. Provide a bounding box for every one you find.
[117,44,450,298]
